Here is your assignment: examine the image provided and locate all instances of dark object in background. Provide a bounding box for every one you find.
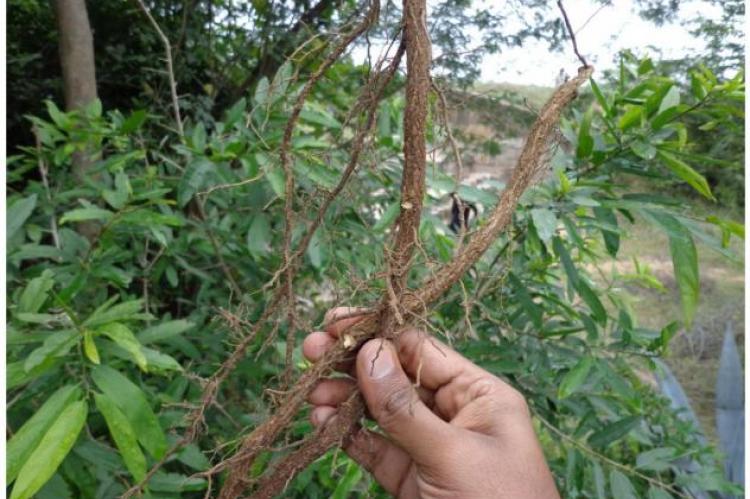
[716,322,744,494]
[449,192,477,234]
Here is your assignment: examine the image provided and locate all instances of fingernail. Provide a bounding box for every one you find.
[312,408,335,426]
[366,342,396,379]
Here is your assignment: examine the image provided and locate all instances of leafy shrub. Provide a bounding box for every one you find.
[6,56,744,497]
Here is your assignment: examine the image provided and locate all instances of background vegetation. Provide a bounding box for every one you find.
[6,0,745,497]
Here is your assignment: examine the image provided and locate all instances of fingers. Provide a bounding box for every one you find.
[323,307,370,338]
[356,339,455,466]
[302,331,335,363]
[309,378,356,407]
[395,329,488,392]
[309,377,437,416]
[345,428,415,496]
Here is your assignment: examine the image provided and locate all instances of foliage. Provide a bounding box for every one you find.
[6,38,745,497]
[9,0,715,156]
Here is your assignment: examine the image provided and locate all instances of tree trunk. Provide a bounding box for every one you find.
[53,0,100,239]
[54,0,98,114]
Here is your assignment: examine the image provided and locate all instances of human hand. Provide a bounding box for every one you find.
[303,307,560,499]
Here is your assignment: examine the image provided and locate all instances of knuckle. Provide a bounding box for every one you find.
[376,383,415,428]
[468,376,528,416]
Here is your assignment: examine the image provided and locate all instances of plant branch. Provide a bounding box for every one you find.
[557,0,589,68]
[134,0,184,136]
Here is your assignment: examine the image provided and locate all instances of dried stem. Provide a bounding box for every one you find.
[247,393,365,499]
[379,0,431,336]
[557,0,589,68]
[278,0,382,383]
[32,126,61,251]
[213,64,593,498]
[134,0,184,136]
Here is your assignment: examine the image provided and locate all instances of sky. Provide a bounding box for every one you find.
[480,0,720,86]
[352,0,723,86]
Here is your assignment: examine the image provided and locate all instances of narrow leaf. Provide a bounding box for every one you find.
[59,207,114,225]
[589,416,641,448]
[94,393,147,481]
[7,194,38,241]
[7,385,81,483]
[10,400,88,499]
[658,151,713,200]
[609,470,638,499]
[97,323,147,371]
[83,330,100,364]
[558,357,594,399]
[91,366,167,459]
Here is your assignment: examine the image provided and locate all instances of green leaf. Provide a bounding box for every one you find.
[637,57,655,75]
[294,158,339,189]
[646,211,699,327]
[509,273,542,328]
[552,236,578,299]
[300,104,341,129]
[91,365,167,459]
[270,60,292,100]
[690,73,707,100]
[7,194,38,241]
[141,347,183,372]
[253,77,270,106]
[657,151,713,200]
[83,299,144,327]
[191,123,207,151]
[137,320,195,345]
[657,86,680,114]
[24,330,77,373]
[247,213,272,259]
[332,460,363,499]
[85,98,102,118]
[102,172,131,210]
[373,202,400,232]
[120,109,148,134]
[45,100,69,129]
[176,443,211,470]
[60,207,114,225]
[647,486,674,499]
[618,106,642,130]
[7,385,81,483]
[530,208,557,243]
[592,461,607,499]
[94,393,146,481]
[10,400,88,499]
[264,165,286,199]
[630,140,656,160]
[178,159,213,207]
[149,472,207,492]
[645,83,674,117]
[558,357,594,399]
[609,470,637,499]
[576,106,594,158]
[589,79,611,116]
[636,447,676,471]
[18,269,55,314]
[575,278,607,325]
[593,207,620,257]
[588,415,641,448]
[83,329,100,364]
[307,228,324,269]
[98,322,147,370]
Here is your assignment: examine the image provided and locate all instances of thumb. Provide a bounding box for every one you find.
[356,339,454,465]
